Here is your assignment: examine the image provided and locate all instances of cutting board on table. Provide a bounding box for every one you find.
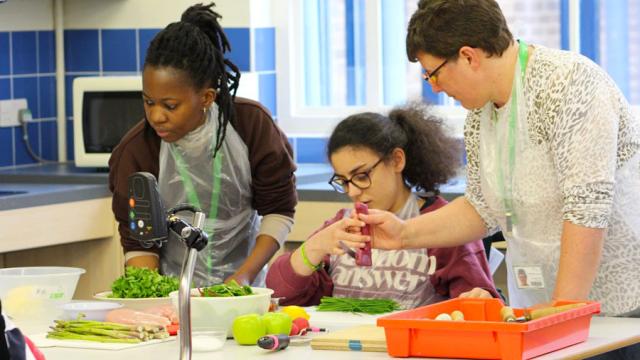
[310,325,387,352]
[29,333,175,350]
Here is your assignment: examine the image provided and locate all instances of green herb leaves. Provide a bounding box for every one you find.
[198,280,254,297]
[110,267,179,298]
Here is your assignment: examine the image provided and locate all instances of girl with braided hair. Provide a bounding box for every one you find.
[266,102,498,309]
[109,2,296,287]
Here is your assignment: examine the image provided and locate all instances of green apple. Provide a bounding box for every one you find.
[232,313,266,345]
[261,312,293,335]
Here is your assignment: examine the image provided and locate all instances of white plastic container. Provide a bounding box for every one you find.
[191,327,227,352]
[169,287,273,337]
[0,267,85,332]
[61,301,123,321]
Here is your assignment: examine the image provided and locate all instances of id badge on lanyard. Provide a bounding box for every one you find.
[496,40,529,236]
[513,265,546,289]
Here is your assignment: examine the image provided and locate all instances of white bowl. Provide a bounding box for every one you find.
[93,291,173,311]
[169,287,274,337]
[0,267,85,332]
[61,301,123,321]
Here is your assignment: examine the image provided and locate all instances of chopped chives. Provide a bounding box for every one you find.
[316,296,401,314]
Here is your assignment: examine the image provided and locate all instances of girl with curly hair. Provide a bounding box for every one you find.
[266,103,498,309]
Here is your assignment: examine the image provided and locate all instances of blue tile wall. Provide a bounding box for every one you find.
[102,29,137,72]
[0,30,57,168]
[0,128,13,167]
[259,73,277,117]
[225,28,251,72]
[12,31,37,75]
[13,76,38,116]
[0,78,9,99]
[296,137,328,163]
[254,27,275,72]
[38,31,55,73]
[0,32,10,75]
[64,30,99,72]
[39,76,56,119]
[255,27,277,119]
[138,29,161,71]
[40,120,58,161]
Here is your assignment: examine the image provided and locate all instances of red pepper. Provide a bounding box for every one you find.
[166,323,179,336]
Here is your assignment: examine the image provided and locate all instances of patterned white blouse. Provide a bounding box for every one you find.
[463,45,640,316]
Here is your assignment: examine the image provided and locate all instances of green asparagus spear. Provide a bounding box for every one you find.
[47,332,142,344]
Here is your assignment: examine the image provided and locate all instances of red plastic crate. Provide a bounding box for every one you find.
[377,298,600,360]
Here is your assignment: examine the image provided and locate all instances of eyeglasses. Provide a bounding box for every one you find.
[423,58,449,85]
[328,158,384,193]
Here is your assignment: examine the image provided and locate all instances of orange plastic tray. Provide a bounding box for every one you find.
[377,298,600,360]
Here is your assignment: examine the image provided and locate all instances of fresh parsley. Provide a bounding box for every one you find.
[110,267,179,298]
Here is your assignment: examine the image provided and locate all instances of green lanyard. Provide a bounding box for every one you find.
[495,40,529,234]
[169,144,224,271]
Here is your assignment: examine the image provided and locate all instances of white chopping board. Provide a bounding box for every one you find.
[29,333,176,350]
[304,307,392,331]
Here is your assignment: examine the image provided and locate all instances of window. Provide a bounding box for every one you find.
[275,0,424,135]
[595,0,640,105]
[275,0,639,136]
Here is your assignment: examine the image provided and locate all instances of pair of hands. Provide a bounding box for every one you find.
[224,272,251,286]
[302,208,493,300]
[304,209,404,259]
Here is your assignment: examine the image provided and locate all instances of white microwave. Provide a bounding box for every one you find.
[72,76,144,167]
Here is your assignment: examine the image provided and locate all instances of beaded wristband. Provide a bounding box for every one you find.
[300,242,321,271]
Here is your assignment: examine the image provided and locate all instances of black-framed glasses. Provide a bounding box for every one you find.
[328,158,384,193]
[423,58,449,85]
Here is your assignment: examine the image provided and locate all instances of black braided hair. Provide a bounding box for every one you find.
[327,102,461,193]
[144,2,240,157]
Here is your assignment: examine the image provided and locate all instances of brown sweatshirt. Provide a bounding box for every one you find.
[108,97,297,254]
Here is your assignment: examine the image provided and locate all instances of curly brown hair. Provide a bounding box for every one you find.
[327,102,461,193]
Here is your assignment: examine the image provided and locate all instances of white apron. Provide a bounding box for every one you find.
[478,41,563,307]
[157,105,264,287]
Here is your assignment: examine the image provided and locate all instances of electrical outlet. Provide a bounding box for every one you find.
[0,98,29,127]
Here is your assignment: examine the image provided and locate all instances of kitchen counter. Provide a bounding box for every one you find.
[0,163,109,211]
[0,163,466,211]
[36,314,640,360]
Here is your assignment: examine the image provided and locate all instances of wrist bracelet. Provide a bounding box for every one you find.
[300,242,321,271]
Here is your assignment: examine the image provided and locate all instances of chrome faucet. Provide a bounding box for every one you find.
[175,211,207,360]
[127,172,208,360]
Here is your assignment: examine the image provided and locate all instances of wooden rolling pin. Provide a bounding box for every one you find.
[501,302,587,322]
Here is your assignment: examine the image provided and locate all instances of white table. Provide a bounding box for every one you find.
[37,314,640,360]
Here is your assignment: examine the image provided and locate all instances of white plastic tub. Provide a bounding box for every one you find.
[0,266,85,331]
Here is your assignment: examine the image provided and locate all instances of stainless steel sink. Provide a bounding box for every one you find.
[0,190,27,198]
